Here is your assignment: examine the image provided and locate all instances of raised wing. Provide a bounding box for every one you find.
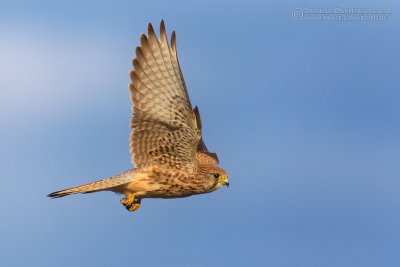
[193,106,219,165]
[129,21,201,172]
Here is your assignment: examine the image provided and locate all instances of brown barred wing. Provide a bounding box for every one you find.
[193,106,219,165]
[129,21,200,172]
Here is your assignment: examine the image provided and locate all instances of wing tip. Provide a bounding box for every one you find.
[140,33,148,46]
[132,58,140,70]
[135,46,143,58]
[171,30,177,52]
[160,19,165,32]
[129,70,139,82]
[193,106,202,130]
[160,19,168,44]
[148,22,156,38]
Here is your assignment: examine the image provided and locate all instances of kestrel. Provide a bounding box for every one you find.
[48,21,229,212]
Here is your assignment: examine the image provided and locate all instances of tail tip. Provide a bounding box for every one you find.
[47,191,68,198]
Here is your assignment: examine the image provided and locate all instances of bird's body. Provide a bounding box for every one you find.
[120,155,225,199]
[48,20,228,212]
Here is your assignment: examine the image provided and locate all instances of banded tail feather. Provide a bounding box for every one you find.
[47,169,136,198]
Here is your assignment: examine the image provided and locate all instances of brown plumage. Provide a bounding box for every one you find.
[48,20,228,212]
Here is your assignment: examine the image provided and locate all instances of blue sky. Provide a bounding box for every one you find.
[1,0,399,266]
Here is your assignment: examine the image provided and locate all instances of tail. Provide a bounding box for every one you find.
[47,169,136,198]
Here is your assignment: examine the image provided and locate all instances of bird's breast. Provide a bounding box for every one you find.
[129,168,211,198]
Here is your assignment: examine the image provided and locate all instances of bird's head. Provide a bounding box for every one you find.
[204,166,229,190]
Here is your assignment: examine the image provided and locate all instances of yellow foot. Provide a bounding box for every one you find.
[120,194,141,212]
[120,194,134,206]
[127,201,141,212]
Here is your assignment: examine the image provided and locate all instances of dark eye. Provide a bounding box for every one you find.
[213,173,220,179]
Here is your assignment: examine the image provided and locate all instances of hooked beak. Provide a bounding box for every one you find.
[222,176,229,188]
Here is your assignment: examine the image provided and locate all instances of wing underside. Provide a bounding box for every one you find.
[129,21,200,171]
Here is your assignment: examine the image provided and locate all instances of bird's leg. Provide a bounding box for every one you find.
[120,193,141,212]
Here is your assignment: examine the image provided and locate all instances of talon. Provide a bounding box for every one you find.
[120,194,141,212]
[120,194,134,206]
[127,201,141,212]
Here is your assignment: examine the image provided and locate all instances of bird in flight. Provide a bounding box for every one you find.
[48,20,229,212]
